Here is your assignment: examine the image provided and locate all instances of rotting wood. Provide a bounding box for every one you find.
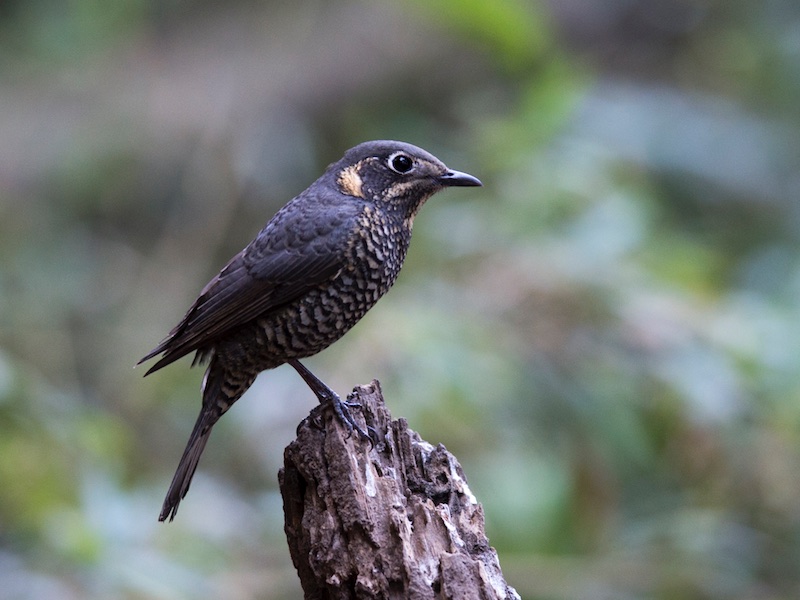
[280,380,520,600]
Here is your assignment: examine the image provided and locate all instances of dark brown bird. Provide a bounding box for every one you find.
[139,140,481,521]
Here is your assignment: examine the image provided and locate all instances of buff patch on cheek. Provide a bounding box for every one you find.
[337,163,365,198]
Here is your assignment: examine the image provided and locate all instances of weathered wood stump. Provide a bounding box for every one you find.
[279,380,520,600]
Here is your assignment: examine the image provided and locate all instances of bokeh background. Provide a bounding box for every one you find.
[2,0,800,598]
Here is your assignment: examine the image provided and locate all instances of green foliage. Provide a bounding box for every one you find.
[411,0,547,71]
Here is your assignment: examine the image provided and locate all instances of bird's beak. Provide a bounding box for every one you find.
[438,169,482,187]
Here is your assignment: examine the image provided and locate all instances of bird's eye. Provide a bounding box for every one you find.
[388,153,414,174]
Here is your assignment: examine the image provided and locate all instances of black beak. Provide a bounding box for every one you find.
[439,169,482,187]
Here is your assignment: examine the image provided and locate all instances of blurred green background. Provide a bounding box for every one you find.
[2,0,800,598]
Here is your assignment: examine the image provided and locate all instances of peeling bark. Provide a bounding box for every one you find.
[279,380,520,600]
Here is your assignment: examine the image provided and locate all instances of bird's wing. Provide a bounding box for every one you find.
[139,196,363,374]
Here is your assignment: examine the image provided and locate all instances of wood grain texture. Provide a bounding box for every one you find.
[280,380,520,600]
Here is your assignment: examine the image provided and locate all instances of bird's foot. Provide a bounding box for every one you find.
[289,359,373,445]
[345,391,380,445]
[328,391,371,442]
[308,389,373,445]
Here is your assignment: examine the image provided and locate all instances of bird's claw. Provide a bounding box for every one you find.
[329,393,372,445]
[287,360,374,446]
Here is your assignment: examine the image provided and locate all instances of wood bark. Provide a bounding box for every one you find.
[279,380,520,600]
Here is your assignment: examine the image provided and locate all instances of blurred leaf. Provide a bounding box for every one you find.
[411,0,548,71]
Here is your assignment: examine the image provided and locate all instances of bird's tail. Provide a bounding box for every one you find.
[159,362,234,522]
[159,409,215,522]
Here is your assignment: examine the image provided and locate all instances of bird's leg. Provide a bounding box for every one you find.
[288,359,370,440]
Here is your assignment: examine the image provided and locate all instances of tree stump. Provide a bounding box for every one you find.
[279,380,520,600]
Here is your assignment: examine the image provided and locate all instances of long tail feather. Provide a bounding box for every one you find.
[159,360,230,522]
[159,409,215,522]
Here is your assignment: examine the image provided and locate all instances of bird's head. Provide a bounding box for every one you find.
[329,140,481,220]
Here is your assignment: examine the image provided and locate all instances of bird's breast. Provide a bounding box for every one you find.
[350,206,410,289]
[229,206,412,366]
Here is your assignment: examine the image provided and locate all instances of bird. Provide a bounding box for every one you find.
[138,140,482,521]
